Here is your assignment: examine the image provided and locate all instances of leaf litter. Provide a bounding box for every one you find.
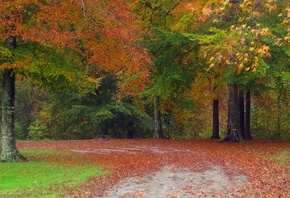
[18,139,290,197]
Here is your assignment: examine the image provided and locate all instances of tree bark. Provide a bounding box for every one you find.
[154,96,166,139]
[127,122,134,139]
[220,83,245,142]
[239,90,245,139]
[1,37,25,162]
[211,99,220,139]
[245,90,252,140]
[276,83,282,138]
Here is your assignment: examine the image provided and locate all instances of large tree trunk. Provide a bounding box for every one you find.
[245,90,252,140]
[1,37,25,162]
[211,99,220,139]
[221,83,245,142]
[154,96,166,139]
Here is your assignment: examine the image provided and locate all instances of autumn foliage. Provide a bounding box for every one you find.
[0,0,151,97]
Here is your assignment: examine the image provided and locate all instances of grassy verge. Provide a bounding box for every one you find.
[0,149,106,197]
[272,150,290,168]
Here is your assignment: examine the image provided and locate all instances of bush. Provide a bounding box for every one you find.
[27,120,47,140]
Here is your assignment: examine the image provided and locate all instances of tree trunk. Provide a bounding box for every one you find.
[211,99,220,139]
[100,124,109,135]
[220,83,244,142]
[127,122,134,139]
[245,90,252,140]
[1,36,25,162]
[239,90,245,139]
[154,96,166,139]
[276,83,282,138]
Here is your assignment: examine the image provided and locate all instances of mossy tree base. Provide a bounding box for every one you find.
[0,150,27,162]
[219,130,245,143]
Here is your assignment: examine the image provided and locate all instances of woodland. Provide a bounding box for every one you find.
[0,0,290,162]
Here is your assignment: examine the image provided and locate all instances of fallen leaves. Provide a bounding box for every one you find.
[17,139,290,197]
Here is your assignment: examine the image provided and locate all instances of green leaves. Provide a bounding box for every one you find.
[144,28,198,100]
[0,45,14,65]
[11,41,98,95]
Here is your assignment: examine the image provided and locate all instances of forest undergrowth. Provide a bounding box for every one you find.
[17,139,290,197]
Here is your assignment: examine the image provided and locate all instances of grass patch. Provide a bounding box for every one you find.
[272,150,290,168]
[0,149,106,197]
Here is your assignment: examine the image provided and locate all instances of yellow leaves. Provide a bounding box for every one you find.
[238,63,244,71]
[230,25,236,31]
[253,56,259,68]
[249,47,255,52]
[207,52,224,70]
[256,48,263,55]
[262,45,270,51]
[265,0,277,12]
[257,45,271,57]
[260,28,270,36]
[284,36,290,42]
[286,7,290,18]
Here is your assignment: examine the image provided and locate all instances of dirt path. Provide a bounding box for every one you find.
[103,165,247,198]
[18,139,290,197]
[68,142,249,197]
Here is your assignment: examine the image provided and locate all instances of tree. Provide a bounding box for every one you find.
[211,99,220,139]
[133,0,177,139]
[0,37,25,161]
[0,0,150,161]
[245,90,252,139]
[134,0,202,139]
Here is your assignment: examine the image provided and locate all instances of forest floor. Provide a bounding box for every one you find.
[18,139,290,197]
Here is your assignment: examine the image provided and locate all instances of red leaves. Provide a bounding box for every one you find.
[17,139,290,197]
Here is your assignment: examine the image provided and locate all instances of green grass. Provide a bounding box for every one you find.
[273,150,290,168]
[0,149,106,197]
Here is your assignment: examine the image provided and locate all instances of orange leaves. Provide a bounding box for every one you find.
[257,45,271,57]
[0,1,23,39]
[17,140,290,197]
[0,0,151,98]
[286,7,290,18]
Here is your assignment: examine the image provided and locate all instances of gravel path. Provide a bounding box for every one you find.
[102,164,247,197]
